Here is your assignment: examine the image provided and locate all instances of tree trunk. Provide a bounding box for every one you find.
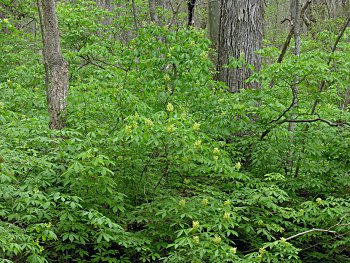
[207,0,220,50]
[38,0,69,130]
[288,0,301,176]
[149,0,159,24]
[216,0,263,92]
[187,0,196,28]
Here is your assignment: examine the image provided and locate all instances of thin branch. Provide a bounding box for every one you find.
[91,58,129,72]
[269,85,297,124]
[285,216,350,241]
[281,18,292,24]
[285,228,337,241]
[261,116,349,140]
[283,118,350,127]
[167,1,183,28]
[276,26,294,63]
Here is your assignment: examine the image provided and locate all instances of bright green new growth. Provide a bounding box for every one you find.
[0,1,350,262]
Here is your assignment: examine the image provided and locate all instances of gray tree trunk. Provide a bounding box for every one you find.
[149,0,159,24]
[207,0,220,50]
[39,0,69,130]
[216,0,263,92]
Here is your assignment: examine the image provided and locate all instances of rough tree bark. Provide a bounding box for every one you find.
[216,0,263,92]
[38,0,69,130]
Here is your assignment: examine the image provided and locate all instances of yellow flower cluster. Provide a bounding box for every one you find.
[194,140,202,149]
[213,147,220,161]
[213,235,221,245]
[201,198,209,206]
[235,162,241,171]
[179,199,186,206]
[213,147,220,155]
[125,125,132,134]
[223,212,230,220]
[193,122,200,131]
[192,221,199,230]
[144,118,154,127]
[166,102,174,112]
[166,124,176,133]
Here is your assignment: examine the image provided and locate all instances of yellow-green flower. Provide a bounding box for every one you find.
[166,124,176,133]
[131,121,138,129]
[316,197,322,205]
[258,220,264,227]
[234,162,241,171]
[213,235,221,245]
[193,235,199,244]
[184,178,191,184]
[230,247,237,254]
[201,198,209,206]
[224,200,231,206]
[194,140,202,149]
[213,155,219,161]
[223,212,230,220]
[125,125,132,134]
[144,118,154,127]
[166,102,174,112]
[192,221,199,230]
[179,199,186,206]
[213,147,220,155]
[193,122,200,131]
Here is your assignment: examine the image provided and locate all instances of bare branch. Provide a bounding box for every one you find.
[285,228,337,241]
[283,118,350,127]
[167,1,183,28]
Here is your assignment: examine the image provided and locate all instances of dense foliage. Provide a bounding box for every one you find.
[0,1,349,262]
